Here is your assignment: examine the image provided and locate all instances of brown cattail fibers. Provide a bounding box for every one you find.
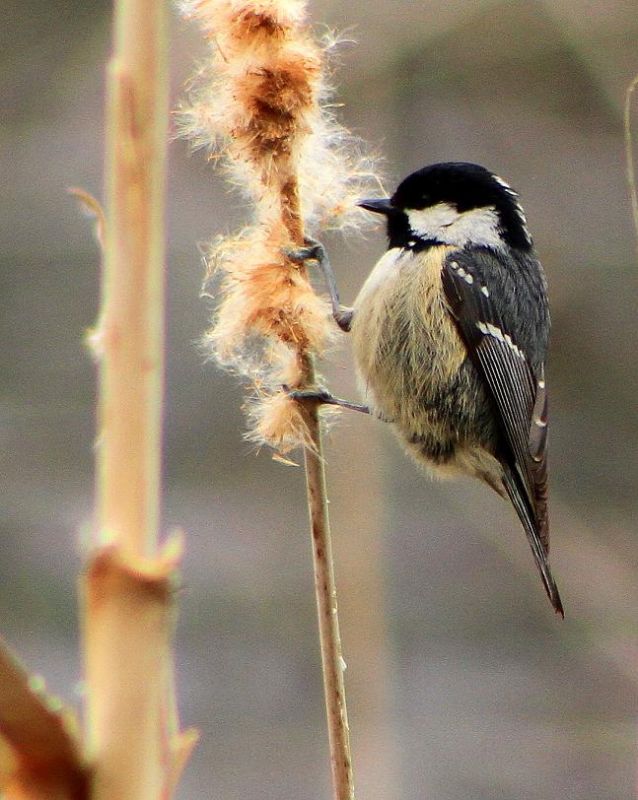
[181,0,378,449]
[180,2,380,799]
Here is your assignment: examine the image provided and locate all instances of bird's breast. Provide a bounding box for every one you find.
[351,244,469,424]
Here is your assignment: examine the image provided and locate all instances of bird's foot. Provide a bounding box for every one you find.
[285,386,369,415]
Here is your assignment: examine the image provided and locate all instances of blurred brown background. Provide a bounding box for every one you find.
[2,1,638,798]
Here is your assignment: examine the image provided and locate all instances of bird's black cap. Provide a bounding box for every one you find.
[392,162,511,211]
[360,162,532,251]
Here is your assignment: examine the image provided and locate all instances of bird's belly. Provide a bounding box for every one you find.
[351,246,497,468]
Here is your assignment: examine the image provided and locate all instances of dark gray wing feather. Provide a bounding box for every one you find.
[442,247,562,615]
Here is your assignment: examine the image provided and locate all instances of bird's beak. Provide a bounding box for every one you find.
[357,197,395,216]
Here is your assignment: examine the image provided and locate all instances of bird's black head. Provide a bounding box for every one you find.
[359,162,532,252]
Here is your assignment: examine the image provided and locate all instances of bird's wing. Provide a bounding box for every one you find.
[441,248,561,615]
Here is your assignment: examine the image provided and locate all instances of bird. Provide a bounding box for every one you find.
[287,161,563,616]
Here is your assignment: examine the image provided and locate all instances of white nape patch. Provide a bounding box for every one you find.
[476,321,524,358]
[481,285,490,297]
[407,203,504,249]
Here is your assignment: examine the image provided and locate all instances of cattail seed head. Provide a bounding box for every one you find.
[180,0,381,452]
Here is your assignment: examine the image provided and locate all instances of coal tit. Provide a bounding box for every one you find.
[290,162,563,616]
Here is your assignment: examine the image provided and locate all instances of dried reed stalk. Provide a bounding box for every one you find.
[81,0,195,796]
[624,74,638,260]
[97,0,167,559]
[180,2,380,798]
[1,0,199,795]
[0,637,86,798]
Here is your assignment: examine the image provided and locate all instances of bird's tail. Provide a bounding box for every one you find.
[502,467,564,617]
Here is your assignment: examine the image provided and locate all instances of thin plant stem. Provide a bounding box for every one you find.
[304,417,355,800]
[280,187,355,800]
[624,74,638,262]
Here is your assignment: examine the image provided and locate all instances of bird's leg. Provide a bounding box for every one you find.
[286,387,369,415]
[285,238,354,332]
[284,238,364,413]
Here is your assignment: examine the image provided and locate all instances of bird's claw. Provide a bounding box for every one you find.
[283,385,333,405]
[283,385,370,415]
[283,237,326,266]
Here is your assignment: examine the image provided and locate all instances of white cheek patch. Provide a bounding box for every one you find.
[407,203,504,249]
[407,203,459,238]
[447,207,502,248]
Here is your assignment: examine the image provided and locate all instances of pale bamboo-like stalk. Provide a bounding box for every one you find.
[83,0,171,796]
[98,0,167,560]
